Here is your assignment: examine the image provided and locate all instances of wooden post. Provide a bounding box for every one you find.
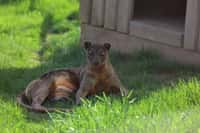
[104,0,118,30]
[117,0,134,33]
[198,30,200,51]
[184,0,200,50]
[80,0,92,24]
[91,0,105,26]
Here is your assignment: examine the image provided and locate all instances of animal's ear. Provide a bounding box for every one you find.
[84,41,92,50]
[104,43,111,50]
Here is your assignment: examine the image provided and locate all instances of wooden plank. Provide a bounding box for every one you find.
[81,24,200,65]
[104,0,118,30]
[117,0,134,33]
[80,0,92,24]
[198,30,200,51]
[91,0,105,26]
[129,19,184,47]
[184,0,200,50]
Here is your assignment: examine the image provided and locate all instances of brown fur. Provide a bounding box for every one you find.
[17,69,80,112]
[17,41,128,112]
[75,42,128,104]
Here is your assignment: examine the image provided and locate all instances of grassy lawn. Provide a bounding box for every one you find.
[0,0,200,132]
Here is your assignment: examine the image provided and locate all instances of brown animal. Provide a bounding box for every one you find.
[17,41,128,112]
[17,68,81,112]
[75,42,128,104]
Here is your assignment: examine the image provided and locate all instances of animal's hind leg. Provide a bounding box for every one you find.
[31,79,52,111]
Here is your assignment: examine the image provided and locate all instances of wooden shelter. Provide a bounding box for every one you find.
[80,0,200,65]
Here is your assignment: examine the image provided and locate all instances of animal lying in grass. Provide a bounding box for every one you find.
[17,41,128,112]
[17,68,80,112]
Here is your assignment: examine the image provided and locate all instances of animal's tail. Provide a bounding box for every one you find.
[16,91,72,113]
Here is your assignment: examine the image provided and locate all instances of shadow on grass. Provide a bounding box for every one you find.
[110,50,200,98]
[0,43,200,121]
[0,0,23,4]
[1,45,199,98]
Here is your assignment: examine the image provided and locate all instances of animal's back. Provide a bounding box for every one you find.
[47,71,80,100]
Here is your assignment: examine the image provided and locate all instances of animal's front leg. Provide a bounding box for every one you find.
[75,76,95,105]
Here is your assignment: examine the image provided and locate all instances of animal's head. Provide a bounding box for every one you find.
[84,41,111,67]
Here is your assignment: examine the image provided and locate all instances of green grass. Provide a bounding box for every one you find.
[0,0,200,132]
